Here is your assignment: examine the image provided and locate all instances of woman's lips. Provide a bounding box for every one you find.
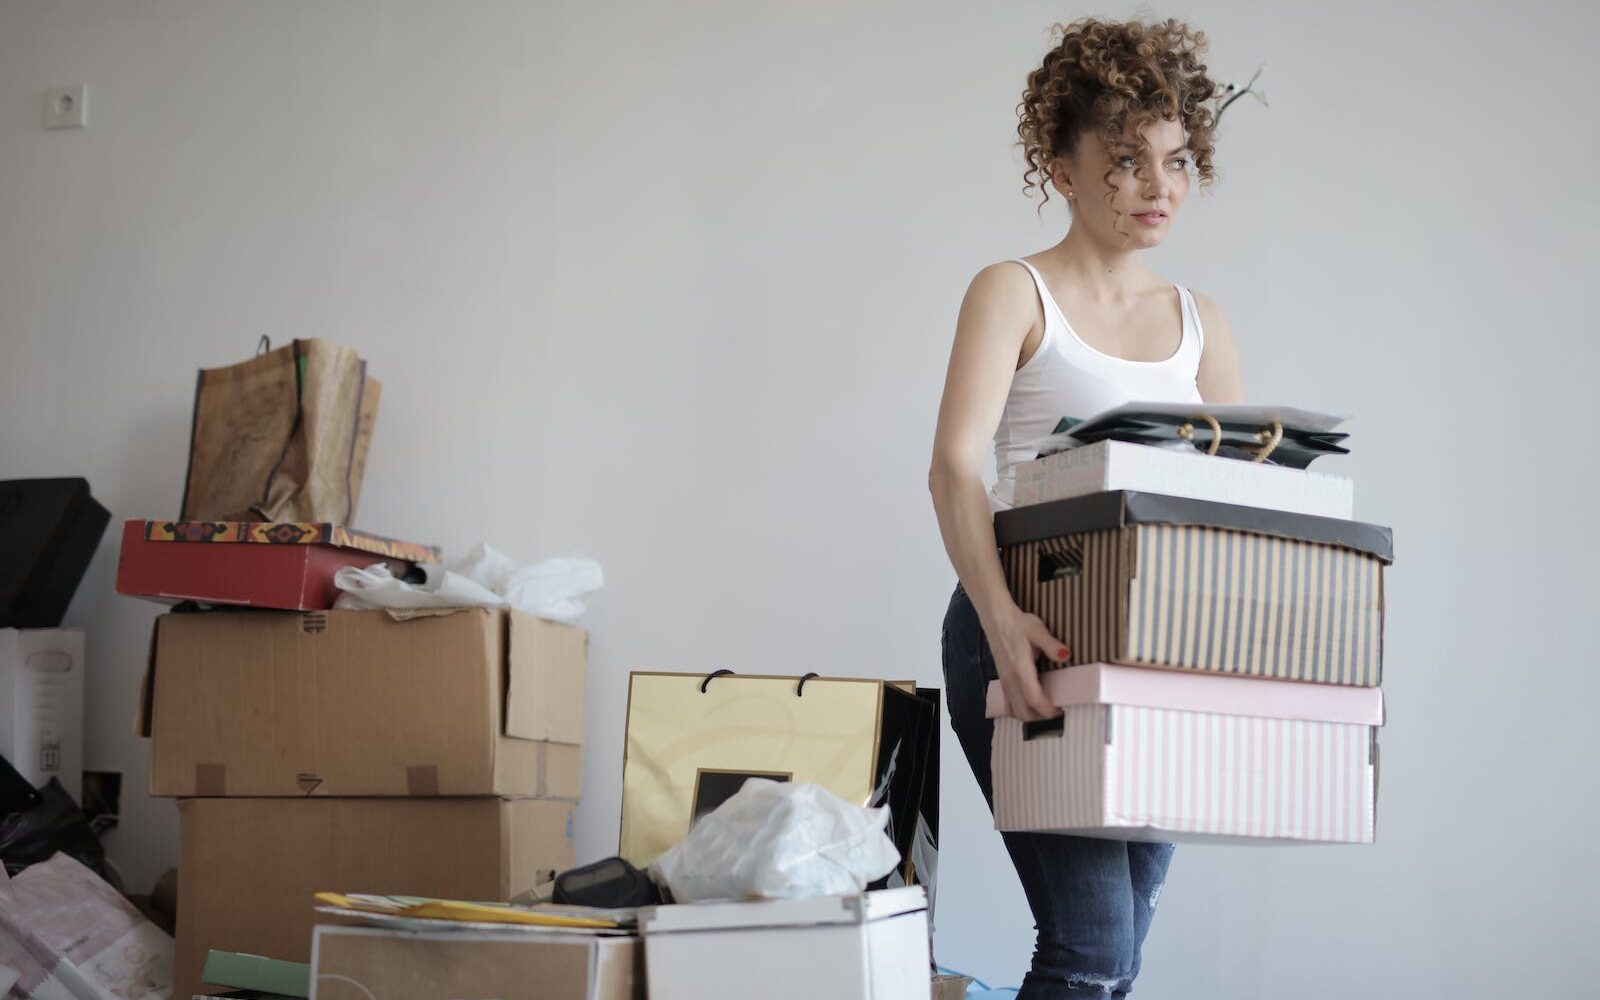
[1133,212,1167,226]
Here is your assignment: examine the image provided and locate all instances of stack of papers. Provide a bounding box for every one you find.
[313,893,636,934]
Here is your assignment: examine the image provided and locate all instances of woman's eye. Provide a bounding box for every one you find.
[1116,156,1137,169]
[1170,157,1190,170]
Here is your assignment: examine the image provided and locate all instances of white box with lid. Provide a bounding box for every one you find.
[1009,439,1354,518]
[0,629,84,801]
[639,887,929,1000]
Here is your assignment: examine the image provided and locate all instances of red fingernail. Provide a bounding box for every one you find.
[1058,647,1070,660]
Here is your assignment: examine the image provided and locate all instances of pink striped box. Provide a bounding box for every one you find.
[986,665,1383,844]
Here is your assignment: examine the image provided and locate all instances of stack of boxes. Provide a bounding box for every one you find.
[295,668,943,1000]
[134,591,588,997]
[987,436,1392,844]
[112,340,600,998]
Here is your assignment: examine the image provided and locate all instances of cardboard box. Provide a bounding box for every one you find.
[640,888,930,1000]
[0,478,109,628]
[996,490,1393,686]
[310,926,642,1000]
[0,629,84,802]
[1009,440,1355,518]
[932,973,973,1000]
[175,796,576,1000]
[619,672,936,876]
[987,665,1383,844]
[140,607,585,797]
[115,518,440,612]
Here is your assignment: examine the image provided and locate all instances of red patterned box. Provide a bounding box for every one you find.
[115,519,440,611]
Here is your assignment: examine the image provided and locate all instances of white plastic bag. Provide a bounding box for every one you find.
[649,780,901,903]
[334,543,603,624]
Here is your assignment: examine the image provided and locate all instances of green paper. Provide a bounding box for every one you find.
[201,951,310,999]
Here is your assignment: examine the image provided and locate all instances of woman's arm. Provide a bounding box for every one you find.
[929,263,1067,722]
[1193,291,1246,404]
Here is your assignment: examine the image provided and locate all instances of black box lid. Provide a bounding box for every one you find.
[994,490,1393,563]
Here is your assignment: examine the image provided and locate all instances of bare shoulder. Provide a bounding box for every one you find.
[1189,289,1238,346]
[957,260,1041,339]
[966,259,1036,306]
[1189,288,1246,402]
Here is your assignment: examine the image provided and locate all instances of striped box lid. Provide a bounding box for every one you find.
[985,664,1384,726]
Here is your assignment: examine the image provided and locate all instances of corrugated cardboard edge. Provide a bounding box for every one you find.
[617,672,638,859]
[194,763,226,796]
[505,613,587,745]
[134,615,162,738]
[540,742,583,799]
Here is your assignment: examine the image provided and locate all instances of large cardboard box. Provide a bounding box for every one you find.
[1009,439,1355,518]
[619,672,935,877]
[640,888,930,1000]
[115,518,438,612]
[0,629,84,802]
[987,665,1383,844]
[140,608,584,797]
[310,926,642,1000]
[175,796,576,1000]
[996,490,1393,686]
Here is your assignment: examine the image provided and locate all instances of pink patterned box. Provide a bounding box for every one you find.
[986,665,1383,844]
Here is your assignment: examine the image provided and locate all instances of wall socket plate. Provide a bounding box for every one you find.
[44,85,88,129]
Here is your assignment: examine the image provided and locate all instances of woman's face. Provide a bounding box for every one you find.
[1051,116,1193,248]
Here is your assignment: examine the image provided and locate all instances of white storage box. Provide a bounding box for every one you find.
[639,887,929,1000]
[1009,439,1354,518]
[987,665,1383,844]
[0,628,85,801]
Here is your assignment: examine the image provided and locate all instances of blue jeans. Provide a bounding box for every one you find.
[942,584,1175,999]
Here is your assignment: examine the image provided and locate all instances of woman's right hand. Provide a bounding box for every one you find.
[983,602,1069,722]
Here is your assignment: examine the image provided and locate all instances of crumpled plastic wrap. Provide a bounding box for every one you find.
[334,543,602,624]
[649,780,900,903]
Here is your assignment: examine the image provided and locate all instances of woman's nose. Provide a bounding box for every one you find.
[1143,169,1174,201]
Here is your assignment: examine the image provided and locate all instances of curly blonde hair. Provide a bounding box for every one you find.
[1017,17,1219,212]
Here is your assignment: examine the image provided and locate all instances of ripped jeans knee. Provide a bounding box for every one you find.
[1027,931,1135,999]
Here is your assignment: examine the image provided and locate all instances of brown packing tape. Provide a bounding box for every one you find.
[194,764,225,796]
[407,765,440,796]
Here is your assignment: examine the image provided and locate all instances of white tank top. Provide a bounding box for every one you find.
[990,258,1205,510]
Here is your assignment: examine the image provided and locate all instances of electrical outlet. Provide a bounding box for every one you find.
[44,85,88,129]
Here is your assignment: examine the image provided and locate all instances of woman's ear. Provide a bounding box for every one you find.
[1049,155,1075,201]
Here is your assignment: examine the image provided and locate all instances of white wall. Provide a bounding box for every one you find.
[2,2,1596,997]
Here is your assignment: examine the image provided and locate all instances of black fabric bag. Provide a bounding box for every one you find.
[0,478,109,627]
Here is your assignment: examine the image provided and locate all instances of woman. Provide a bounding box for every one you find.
[927,17,1246,999]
